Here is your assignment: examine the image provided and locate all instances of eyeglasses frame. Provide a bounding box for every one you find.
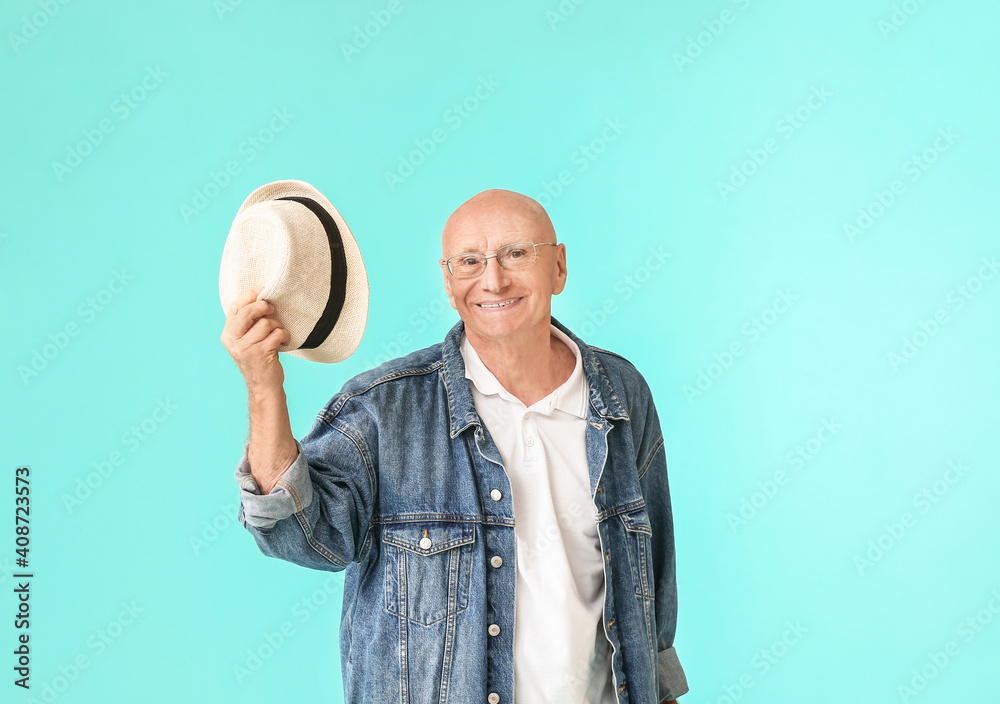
[439,241,558,278]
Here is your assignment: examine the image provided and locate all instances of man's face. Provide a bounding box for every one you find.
[441,194,566,345]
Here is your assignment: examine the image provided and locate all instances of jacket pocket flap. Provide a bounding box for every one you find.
[619,505,652,535]
[382,521,475,555]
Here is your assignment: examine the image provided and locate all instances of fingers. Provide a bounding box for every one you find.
[220,288,292,389]
[238,299,276,335]
[221,287,291,360]
[228,287,262,317]
[242,315,287,347]
[263,325,292,352]
[225,292,275,340]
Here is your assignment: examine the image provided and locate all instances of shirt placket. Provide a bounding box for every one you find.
[472,422,517,704]
[521,410,539,464]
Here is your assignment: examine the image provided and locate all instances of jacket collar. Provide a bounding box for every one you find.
[441,315,629,438]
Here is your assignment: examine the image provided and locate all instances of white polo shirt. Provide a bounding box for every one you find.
[461,324,617,704]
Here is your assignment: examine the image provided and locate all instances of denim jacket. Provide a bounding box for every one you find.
[235,316,688,704]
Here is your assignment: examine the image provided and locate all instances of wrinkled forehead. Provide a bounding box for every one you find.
[443,230,543,256]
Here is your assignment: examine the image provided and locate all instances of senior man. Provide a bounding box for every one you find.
[221,189,688,704]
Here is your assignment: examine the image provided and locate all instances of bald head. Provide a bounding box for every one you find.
[442,189,556,255]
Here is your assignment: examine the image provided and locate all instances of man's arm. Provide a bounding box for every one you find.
[222,286,376,570]
[246,384,298,495]
[634,378,689,702]
[235,412,377,572]
[221,287,298,495]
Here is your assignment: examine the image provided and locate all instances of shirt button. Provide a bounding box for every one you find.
[490,489,502,501]
[419,536,432,550]
[525,437,534,447]
[488,694,500,704]
[490,555,503,568]
[488,624,500,636]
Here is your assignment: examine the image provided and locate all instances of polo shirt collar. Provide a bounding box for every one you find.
[441,315,629,439]
[460,324,587,419]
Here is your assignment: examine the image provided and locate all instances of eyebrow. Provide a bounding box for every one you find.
[445,235,536,256]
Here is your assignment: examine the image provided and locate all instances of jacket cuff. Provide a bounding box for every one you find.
[657,645,689,700]
[234,440,313,530]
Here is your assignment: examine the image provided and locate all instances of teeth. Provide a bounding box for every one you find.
[480,299,515,308]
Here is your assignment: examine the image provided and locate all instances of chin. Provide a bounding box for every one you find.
[466,310,537,341]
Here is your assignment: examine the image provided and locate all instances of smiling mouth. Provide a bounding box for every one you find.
[477,298,521,309]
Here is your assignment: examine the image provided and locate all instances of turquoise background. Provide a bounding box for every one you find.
[1,0,997,702]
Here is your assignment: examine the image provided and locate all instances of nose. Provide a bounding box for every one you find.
[479,255,509,293]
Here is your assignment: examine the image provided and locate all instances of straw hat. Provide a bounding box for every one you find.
[219,180,368,363]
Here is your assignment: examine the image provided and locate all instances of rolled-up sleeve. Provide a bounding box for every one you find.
[233,412,377,573]
[657,645,688,701]
[234,440,314,530]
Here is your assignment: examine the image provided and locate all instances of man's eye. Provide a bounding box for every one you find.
[506,246,529,259]
[459,256,481,266]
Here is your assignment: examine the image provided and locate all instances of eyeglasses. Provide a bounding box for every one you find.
[440,241,557,278]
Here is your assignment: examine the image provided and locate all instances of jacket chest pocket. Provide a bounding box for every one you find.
[383,521,475,626]
[620,506,655,600]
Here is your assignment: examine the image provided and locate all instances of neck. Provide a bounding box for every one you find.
[465,317,575,407]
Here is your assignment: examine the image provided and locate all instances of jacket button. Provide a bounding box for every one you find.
[419,537,432,550]
[488,693,500,703]
[488,623,500,636]
[490,555,503,568]
[490,489,502,501]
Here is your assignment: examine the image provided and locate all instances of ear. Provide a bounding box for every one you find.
[442,263,459,310]
[551,243,567,296]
